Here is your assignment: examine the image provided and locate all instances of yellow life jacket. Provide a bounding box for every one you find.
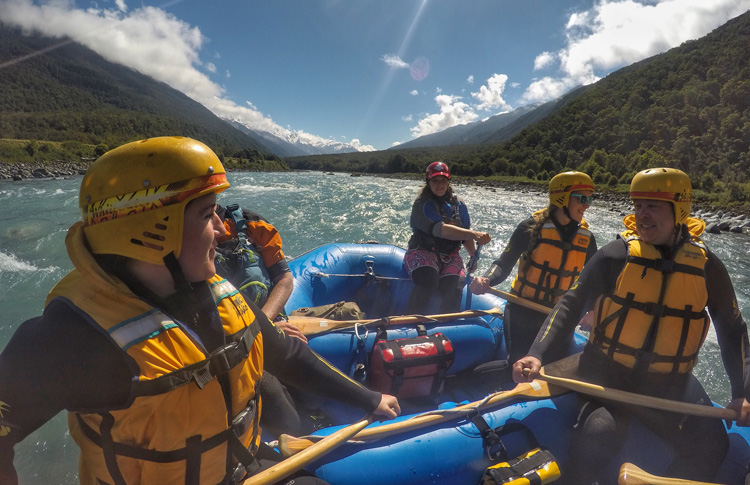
[46,222,264,485]
[589,215,710,374]
[511,211,592,307]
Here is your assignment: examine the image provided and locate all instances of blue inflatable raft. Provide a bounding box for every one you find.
[281,243,750,485]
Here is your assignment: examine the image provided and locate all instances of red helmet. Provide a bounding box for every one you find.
[426,161,450,180]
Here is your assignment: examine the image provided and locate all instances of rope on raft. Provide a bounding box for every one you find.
[311,271,409,281]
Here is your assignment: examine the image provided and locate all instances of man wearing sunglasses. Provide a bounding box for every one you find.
[469,171,598,364]
[513,168,750,483]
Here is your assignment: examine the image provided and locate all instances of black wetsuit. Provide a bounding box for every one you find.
[0,280,381,484]
[529,234,750,483]
[484,216,598,363]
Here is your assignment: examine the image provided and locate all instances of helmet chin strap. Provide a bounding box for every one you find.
[163,252,194,294]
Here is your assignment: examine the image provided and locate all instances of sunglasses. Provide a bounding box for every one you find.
[569,194,593,205]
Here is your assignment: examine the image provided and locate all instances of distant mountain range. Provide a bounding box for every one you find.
[226,119,368,157]
[5,9,747,172]
[286,8,750,212]
[0,23,563,157]
[0,24,271,155]
[392,87,595,149]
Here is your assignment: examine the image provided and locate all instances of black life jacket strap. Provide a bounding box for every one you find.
[626,255,705,278]
[605,293,707,321]
[134,324,260,396]
[76,398,259,483]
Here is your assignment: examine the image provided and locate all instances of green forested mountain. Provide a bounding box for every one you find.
[0,24,272,161]
[289,11,750,209]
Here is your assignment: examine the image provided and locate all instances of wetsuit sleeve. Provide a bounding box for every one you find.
[240,209,290,282]
[528,239,626,361]
[258,305,381,411]
[704,251,750,401]
[484,218,533,287]
[0,301,132,484]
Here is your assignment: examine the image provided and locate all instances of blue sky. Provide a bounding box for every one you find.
[2,0,749,151]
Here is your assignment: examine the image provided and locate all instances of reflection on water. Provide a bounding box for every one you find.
[1,171,748,483]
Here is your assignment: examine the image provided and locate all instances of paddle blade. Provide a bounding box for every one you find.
[618,462,720,485]
[279,434,316,458]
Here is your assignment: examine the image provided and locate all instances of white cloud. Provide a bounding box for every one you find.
[435,87,442,94]
[410,95,478,138]
[466,75,474,84]
[206,62,216,73]
[402,114,413,122]
[0,0,370,151]
[381,53,410,69]
[409,89,419,96]
[471,73,512,112]
[533,51,555,70]
[522,0,750,103]
[523,77,576,104]
[349,139,376,152]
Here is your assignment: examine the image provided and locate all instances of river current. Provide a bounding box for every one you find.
[2,170,749,483]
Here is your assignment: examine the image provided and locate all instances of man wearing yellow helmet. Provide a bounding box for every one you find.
[470,171,598,364]
[0,137,400,485]
[513,168,750,483]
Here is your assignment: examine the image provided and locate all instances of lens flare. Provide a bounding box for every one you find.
[410,57,430,81]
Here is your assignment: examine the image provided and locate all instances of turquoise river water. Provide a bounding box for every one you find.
[2,171,749,483]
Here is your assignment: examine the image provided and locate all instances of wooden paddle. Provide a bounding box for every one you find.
[485,287,552,315]
[534,359,738,421]
[243,415,374,485]
[618,462,722,485]
[288,307,504,336]
[278,354,581,457]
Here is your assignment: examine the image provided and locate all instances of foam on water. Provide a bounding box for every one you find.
[0,250,39,273]
[4,171,750,484]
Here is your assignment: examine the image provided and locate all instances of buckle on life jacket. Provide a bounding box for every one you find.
[231,400,258,436]
[642,302,665,317]
[652,258,675,273]
[229,459,261,484]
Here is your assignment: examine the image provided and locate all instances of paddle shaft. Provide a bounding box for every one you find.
[279,353,585,457]
[279,379,557,457]
[485,287,552,315]
[464,244,482,307]
[535,372,738,421]
[288,307,503,336]
[243,415,373,485]
[618,462,722,485]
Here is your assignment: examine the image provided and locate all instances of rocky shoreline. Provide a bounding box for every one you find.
[4,163,748,235]
[0,161,90,180]
[435,175,750,236]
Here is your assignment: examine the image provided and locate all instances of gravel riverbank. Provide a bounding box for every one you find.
[0,161,90,180]
[4,164,749,235]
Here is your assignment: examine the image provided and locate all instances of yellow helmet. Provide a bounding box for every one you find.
[549,171,594,209]
[80,136,229,265]
[630,167,692,225]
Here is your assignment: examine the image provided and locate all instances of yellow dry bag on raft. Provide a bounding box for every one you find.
[473,419,561,485]
[480,448,560,484]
